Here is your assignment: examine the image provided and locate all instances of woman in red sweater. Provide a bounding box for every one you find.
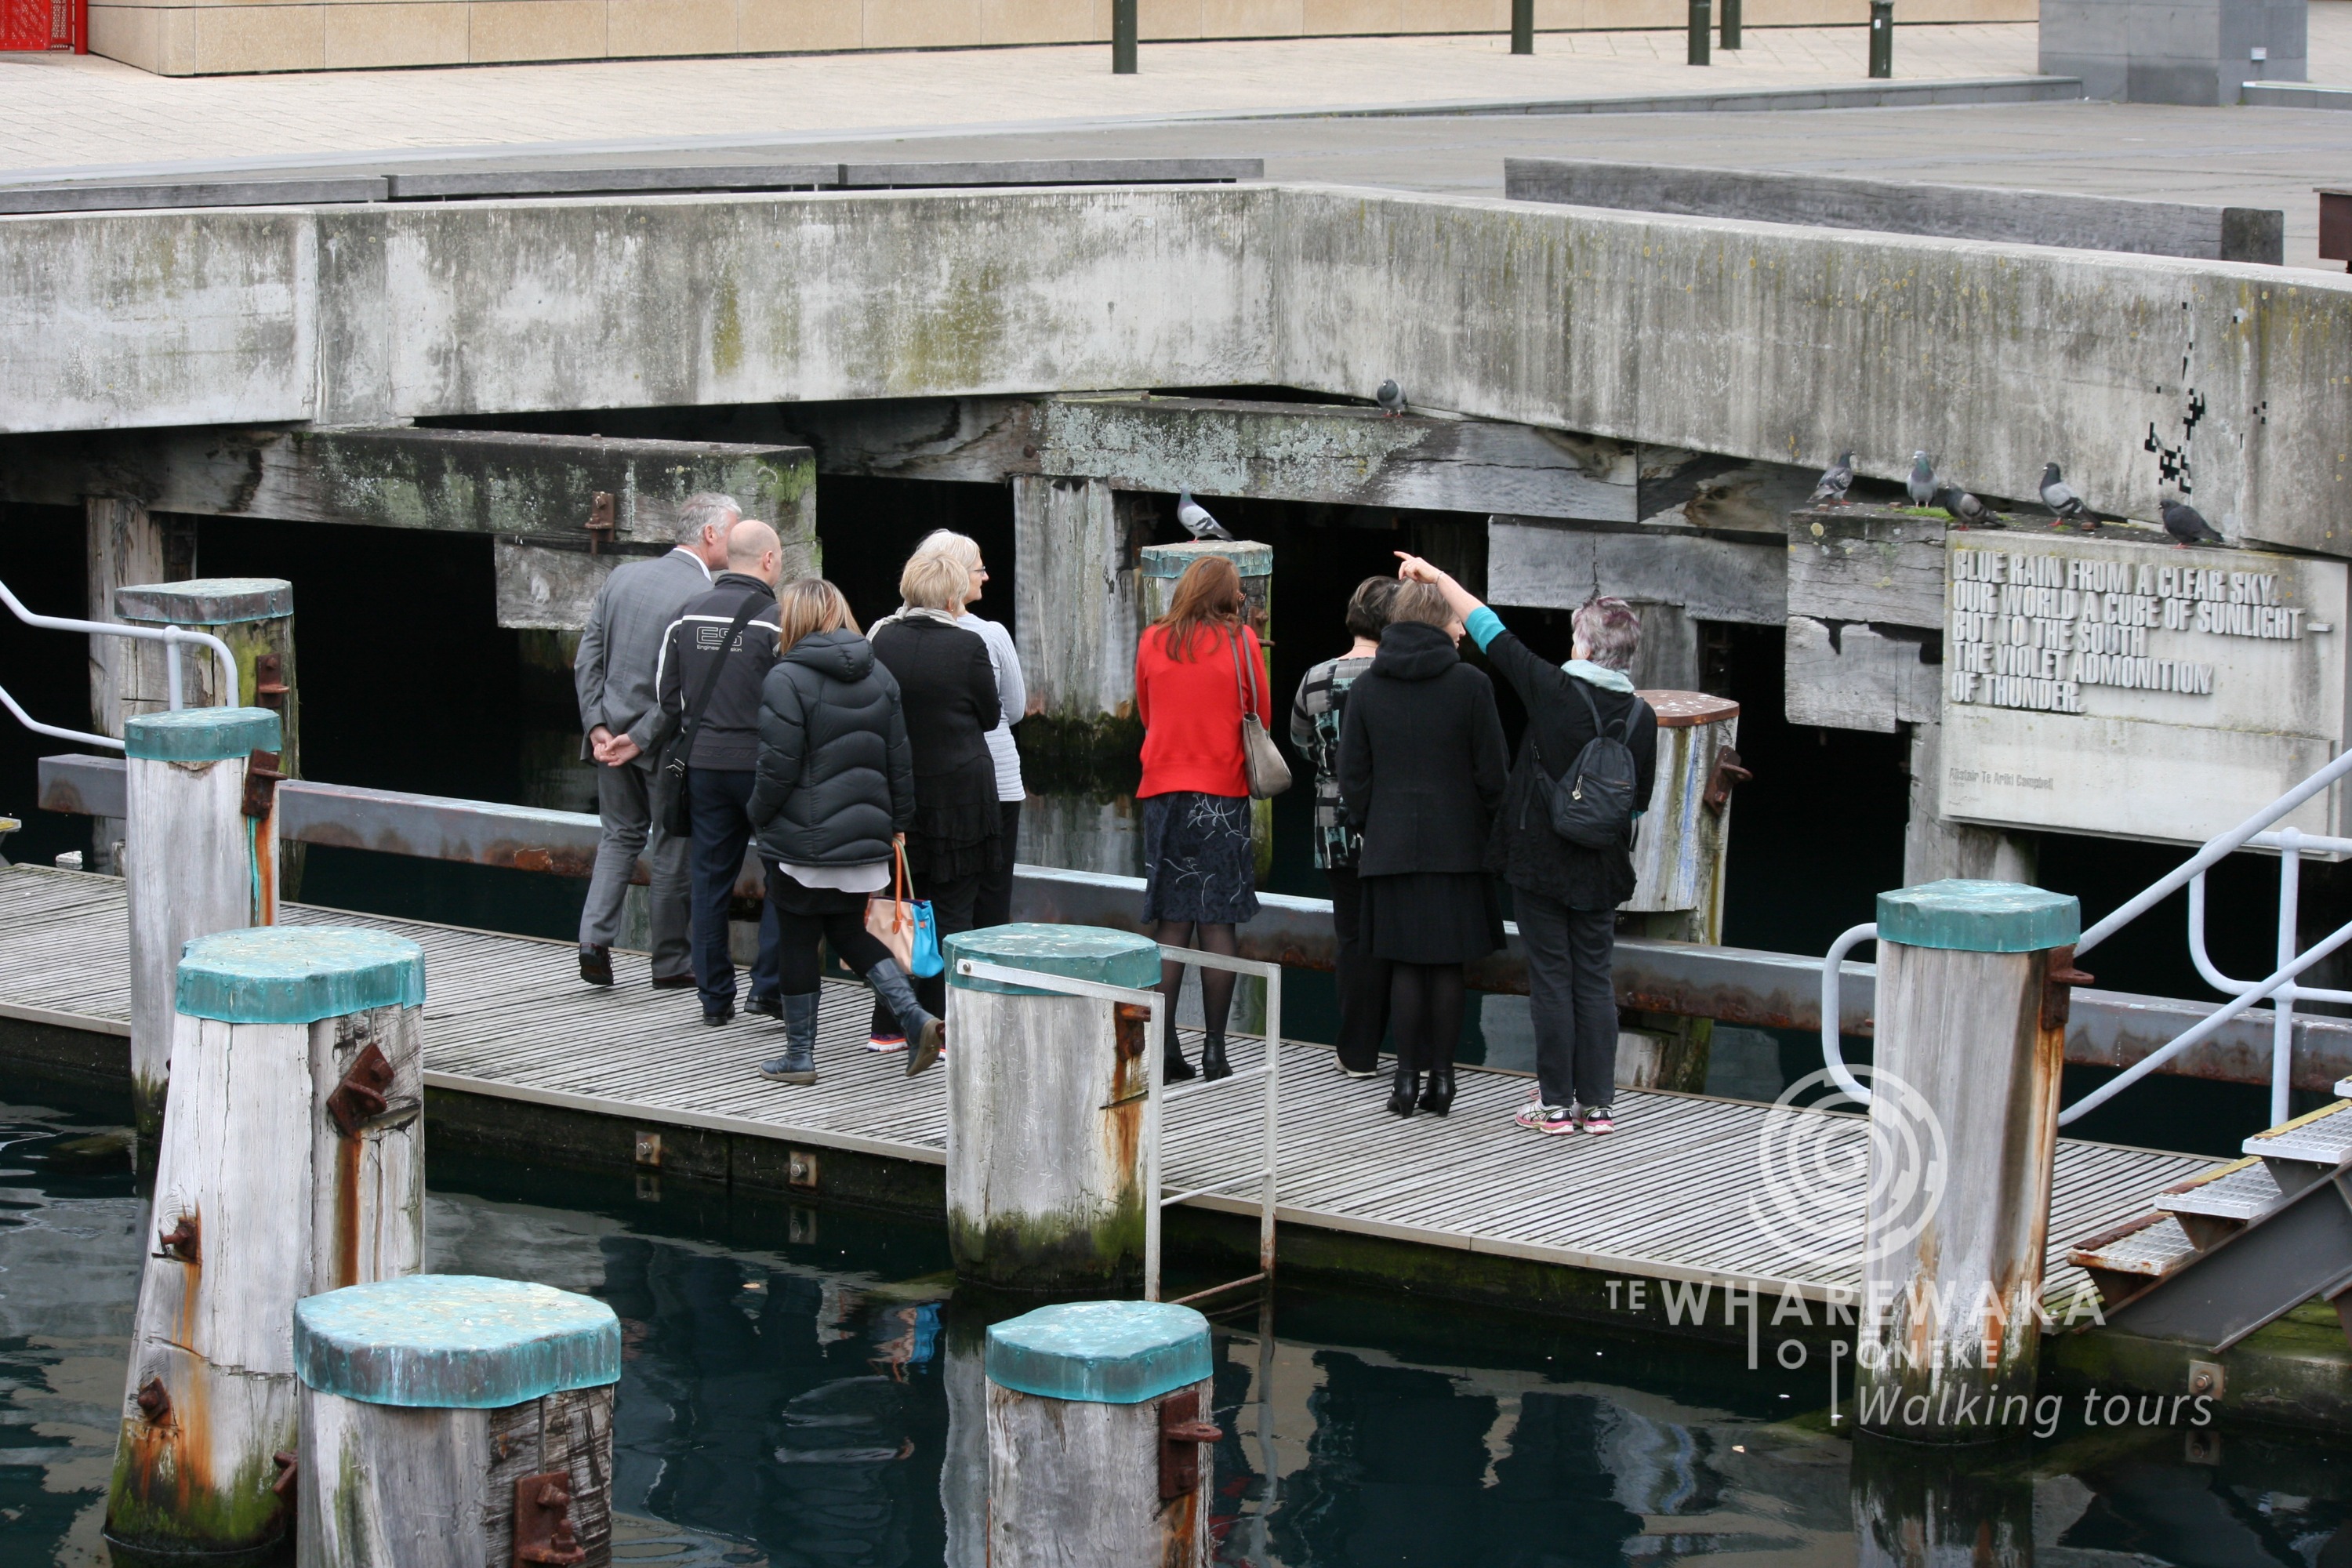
[1135,555,1267,1083]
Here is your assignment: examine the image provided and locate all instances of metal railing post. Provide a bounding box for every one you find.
[1112,0,1136,74]
[1143,984,1165,1298]
[2276,829,2302,1125]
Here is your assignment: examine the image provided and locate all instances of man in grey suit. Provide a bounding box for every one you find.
[574,492,740,986]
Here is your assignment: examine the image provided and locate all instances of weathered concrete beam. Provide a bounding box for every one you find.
[1788,504,1951,628]
[1504,158,2286,265]
[1784,616,1942,733]
[0,425,813,541]
[5,185,2347,555]
[1487,517,1786,623]
[35,752,2352,1089]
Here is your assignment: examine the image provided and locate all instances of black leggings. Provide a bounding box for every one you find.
[775,907,891,996]
[1389,962,1467,1074]
[1155,920,1238,1051]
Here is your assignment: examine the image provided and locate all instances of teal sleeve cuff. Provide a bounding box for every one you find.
[1465,606,1504,652]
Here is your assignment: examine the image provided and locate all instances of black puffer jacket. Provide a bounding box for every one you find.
[1481,630,1659,911]
[747,630,916,868]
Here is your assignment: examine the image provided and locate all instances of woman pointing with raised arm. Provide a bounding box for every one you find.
[1392,553,1657,1138]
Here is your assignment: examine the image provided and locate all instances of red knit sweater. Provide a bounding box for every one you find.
[1135,622,1268,799]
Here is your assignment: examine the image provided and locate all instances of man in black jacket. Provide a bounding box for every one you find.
[1396,554,1657,1137]
[655,520,786,1025]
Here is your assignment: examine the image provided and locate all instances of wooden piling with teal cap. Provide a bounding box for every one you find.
[984,1301,1217,1566]
[943,924,1162,1292]
[105,925,426,1565]
[120,705,282,1145]
[292,1275,621,1568]
[1853,878,2083,1443]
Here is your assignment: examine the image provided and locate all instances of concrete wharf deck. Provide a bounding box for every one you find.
[0,863,2209,1308]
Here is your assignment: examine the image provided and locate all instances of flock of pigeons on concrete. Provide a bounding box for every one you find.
[1808,451,2226,548]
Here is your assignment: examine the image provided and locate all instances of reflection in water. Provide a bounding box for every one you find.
[6,1088,2352,1568]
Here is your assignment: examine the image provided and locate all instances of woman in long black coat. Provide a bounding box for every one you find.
[1337,580,1509,1118]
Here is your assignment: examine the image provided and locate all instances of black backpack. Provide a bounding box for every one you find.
[1526,681,1646,849]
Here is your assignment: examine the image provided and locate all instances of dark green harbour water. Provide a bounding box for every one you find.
[5,1086,2350,1568]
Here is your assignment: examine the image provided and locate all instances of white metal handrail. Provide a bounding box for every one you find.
[1819,746,2352,1128]
[0,575,240,749]
[947,947,1282,1308]
[1145,944,1282,1309]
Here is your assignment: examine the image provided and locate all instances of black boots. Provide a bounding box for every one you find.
[1200,1034,1233,1083]
[1418,1062,1456,1117]
[1164,1040,1198,1082]
[1385,1061,1421,1118]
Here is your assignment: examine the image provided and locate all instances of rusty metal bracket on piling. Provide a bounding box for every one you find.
[1157,1391,1221,1500]
[326,1044,396,1137]
[514,1472,587,1567]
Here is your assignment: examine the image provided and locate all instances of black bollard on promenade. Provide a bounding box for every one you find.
[1689,0,1711,64]
[1869,0,1893,77]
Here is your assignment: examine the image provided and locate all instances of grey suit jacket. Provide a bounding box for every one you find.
[575,548,713,750]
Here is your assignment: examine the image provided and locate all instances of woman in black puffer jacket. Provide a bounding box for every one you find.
[745,579,942,1087]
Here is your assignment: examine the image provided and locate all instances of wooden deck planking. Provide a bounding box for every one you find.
[0,864,2215,1302]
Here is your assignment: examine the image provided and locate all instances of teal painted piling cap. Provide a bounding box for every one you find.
[116,577,293,625]
[1875,880,2080,953]
[176,925,424,1023]
[985,1301,1212,1404]
[123,706,281,763]
[1140,540,1273,579]
[293,1275,620,1408]
[944,924,1160,996]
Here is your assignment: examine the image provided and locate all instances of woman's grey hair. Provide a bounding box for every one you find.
[1573,597,1642,673]
[673,492,742,546]
[1388,581,1455,631]
[912,529,983,572]
[899,550,969,612]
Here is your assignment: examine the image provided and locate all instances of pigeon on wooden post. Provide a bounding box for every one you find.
[1176,491,1235,542]
[1934,483,2001,529]
[1809,452,1855,507]
[1907,452,1936,507]
[1374,380,1407,418]
[2038,463,2089,529]
[2162,498,2225,548]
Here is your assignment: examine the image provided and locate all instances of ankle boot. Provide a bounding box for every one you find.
[1385,1062,1420,1118]
[1163,1025,1197,1082]
[867,959,945,1078]
[758,993,822,1085]
[1417,1062,1456,1117]
[1200,1034,1232,1083]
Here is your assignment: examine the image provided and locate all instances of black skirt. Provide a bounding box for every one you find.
[1359,871,1504,964]
[1141,791,1261,925]
[905,756,1003,884]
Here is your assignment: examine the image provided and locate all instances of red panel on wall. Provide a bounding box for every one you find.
[0,0,85,51]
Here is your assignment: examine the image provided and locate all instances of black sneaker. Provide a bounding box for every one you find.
[579,946,615,986]
[744,996,784,1021]
[702,1007,735,1027]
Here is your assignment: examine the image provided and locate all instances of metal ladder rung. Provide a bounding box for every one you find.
[1161,1172,1271,1208]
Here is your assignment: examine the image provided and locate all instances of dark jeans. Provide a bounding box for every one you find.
[686,768,781,1014]
[1516,887,1620,1112]
[1327,866,1392,1073]
[974,800,1022,929]
[762,866,893,996]
[869,866,983,1039]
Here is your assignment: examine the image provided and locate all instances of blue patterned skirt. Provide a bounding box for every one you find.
[1141,791,1261,925]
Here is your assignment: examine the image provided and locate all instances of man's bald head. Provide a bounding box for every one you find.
[726,519,782,585]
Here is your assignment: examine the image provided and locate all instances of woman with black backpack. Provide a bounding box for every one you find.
[1394,554,1657,1137]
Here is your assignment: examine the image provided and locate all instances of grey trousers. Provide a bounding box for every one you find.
[1515,887,1620,1112]
[579,755,692,979]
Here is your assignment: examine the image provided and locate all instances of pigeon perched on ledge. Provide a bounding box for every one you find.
[1935,483,2002,529]
[2161,498,2224,548]
[2039,463,2089,528]
[1177,489,1235,542]
[1809,452,1855,507]
[1375,379,1407,418]
[1907,452,1937,508]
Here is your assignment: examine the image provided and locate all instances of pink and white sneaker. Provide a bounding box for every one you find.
[1578,1106,1617,1135]
[1515,1103,1576,1136]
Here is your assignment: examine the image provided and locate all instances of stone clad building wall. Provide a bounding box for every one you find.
[88,0,2034,77]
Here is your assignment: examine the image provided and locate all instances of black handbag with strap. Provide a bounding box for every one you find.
[652,594,765,838]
